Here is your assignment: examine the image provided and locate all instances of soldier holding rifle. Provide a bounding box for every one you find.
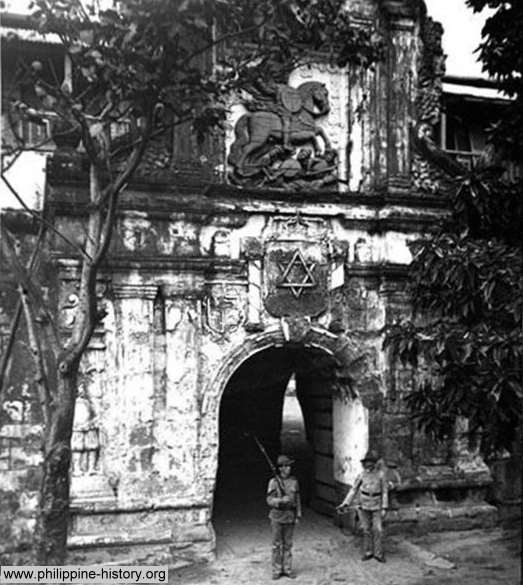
[251,436,301,580]
[266,454,302,580]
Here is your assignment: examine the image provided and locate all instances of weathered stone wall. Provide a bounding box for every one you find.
[2,186,500,561]
[43,181,494,558]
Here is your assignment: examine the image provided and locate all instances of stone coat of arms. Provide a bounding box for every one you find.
[262,216,330,317]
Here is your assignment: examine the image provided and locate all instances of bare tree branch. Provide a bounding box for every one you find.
[63,109,154,368]
[0,175,92,261]
[1,230,60,349]
[19,285,51,428]
[1,149,23,174]
[0,222,47,397]
[186,22,264,65]
[0,304,22,400]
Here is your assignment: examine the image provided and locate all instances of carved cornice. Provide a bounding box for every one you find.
[47,183,450,217]
[346,263,410,281]
[55,255,409,283]
[111,283,159,300]
[107,256,246,276]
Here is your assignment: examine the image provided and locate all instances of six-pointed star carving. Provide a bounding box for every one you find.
[277,249,317,298]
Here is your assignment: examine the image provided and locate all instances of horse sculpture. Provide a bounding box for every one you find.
[228,81,331,179]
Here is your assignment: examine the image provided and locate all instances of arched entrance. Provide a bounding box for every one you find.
[213,343,341,530]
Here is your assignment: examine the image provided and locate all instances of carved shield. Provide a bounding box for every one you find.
[204,283,245,338]
[263,241,329,317]
[280,87,302,113]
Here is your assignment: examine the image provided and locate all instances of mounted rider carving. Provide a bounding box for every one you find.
[228,73,333,189]
[250,76,304,152]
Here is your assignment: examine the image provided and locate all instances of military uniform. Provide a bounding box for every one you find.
[338,450,388,561]
[266,455,302,579]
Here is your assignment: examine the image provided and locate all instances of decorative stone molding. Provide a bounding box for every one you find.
[380,0,419,18]
[386,15,417,187]
[264,212,329,243]
[412,15,447,194]
[118,213,155,252]
[211,229,232,257]
[279,316,313,343]
[246,258,263,330]
[111,283,159,300]
[329,240,348,290]
[60,290,80,330]
[57,271,110,348]
[160,278,206,300]
[241,236,264,260]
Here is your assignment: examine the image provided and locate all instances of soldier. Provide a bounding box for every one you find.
[267,454,302,580]
[336,450,389,562]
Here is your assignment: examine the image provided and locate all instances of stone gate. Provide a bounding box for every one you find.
[0,0,498,565]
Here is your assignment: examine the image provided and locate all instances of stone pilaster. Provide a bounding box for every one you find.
[387,15,417,190]
[151,283,204,501]
[104,282,158,504]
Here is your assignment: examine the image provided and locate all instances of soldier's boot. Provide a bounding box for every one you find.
[362,532,373,560]
[373,528,385,562]
[272,545,283,579]
[282,544,294,577]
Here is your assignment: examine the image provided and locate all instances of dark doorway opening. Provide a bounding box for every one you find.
[212,345,337,533]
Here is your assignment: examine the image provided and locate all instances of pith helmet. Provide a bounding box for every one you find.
[277,454,294,466]
[361,450,379,464]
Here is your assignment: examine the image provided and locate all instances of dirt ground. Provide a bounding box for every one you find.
[170,510,521,585]
[191,396,521,585]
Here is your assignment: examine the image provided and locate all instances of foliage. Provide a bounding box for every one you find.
[385,168,523,455]
[10,0,383,152]
[384,1,523,458]
[466,0,523,160]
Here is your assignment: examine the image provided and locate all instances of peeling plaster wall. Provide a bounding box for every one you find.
[2,193,498,560]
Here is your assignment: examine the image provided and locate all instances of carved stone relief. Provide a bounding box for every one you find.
[71,387,100,476]
[211,229,231,257]
[227,75,340,190]
[354,237,373,263]
[203,281,246,340]
[58,278,109,347]
[120,215,154,252]
[412,16,447,194]
[157,220,198,256]
[262,214,333,317]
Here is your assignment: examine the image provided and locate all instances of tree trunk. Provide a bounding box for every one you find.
[35,364,79,565]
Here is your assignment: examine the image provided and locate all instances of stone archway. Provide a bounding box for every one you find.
[200,325,370,538]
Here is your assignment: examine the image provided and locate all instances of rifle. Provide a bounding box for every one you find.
[251,433,287,496]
